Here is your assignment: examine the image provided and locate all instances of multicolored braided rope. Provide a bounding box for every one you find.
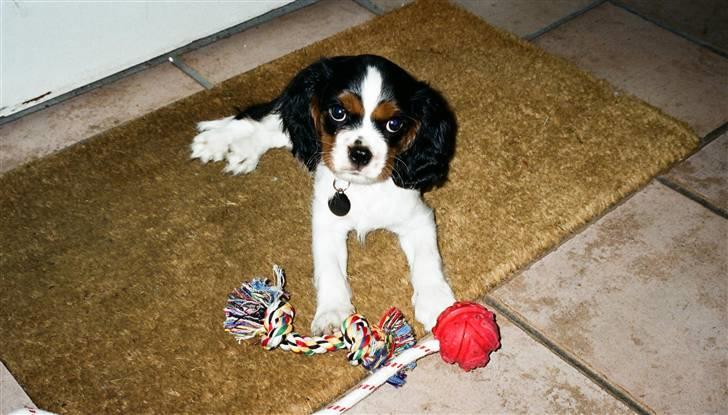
[224,265,417,385]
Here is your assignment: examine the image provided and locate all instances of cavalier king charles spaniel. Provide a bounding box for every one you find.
[191,55,456,334]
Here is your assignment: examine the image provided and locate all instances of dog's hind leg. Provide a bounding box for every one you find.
[191,102,291,175]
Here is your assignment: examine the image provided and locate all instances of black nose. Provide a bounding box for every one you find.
[348,145,372,168]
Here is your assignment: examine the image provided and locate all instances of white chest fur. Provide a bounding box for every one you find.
[312,164,429,238]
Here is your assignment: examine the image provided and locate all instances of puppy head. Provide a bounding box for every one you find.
[283,55,456,191]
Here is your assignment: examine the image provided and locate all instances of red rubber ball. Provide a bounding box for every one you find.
[432,301,501,371]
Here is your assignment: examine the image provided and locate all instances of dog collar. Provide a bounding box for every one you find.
[328,179,351,216]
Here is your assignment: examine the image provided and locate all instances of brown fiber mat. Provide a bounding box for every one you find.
[0,1,697,413]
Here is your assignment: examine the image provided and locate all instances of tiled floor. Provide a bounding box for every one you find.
[181,0,372,84]
[0,63,203,173]
[1,0,726,414]
[351,319,634,414]
[492,182,727,414]
[1,363,35,414]
[533,2,728,137]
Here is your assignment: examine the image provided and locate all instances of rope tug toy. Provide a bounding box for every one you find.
[224,265,501,413]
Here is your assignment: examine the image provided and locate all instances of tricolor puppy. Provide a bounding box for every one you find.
[191,55,456,334]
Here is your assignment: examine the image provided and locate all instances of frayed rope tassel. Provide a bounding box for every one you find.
[224,265,417,386]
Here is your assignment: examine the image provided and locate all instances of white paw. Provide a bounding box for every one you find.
[311,303,355,336]
[191,131,229,163]
[223,135,264,175]
[190,116,261,174]
[191,116,235,163]
[413,285,456,332]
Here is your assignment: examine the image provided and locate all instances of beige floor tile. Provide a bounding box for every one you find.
[369,0,413,13]
[1,362,36,414]
[664,132,728,213]
[0,63,202,174]
[534,2,728,136]
[615,0,728,53]
[492,182,728,414]
[349,317,632,414]
[181,0,373,84]
[453,0,596,37]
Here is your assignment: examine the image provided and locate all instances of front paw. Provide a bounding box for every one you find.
[191,116,235,163]
[413,286,456,332]
[311,304,355,336]
[190,116,260,174]
[223,138,263,175]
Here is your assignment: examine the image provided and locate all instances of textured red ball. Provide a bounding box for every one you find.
[432,301,500,371]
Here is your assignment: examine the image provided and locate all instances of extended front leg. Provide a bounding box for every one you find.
[396,209,456,332]
[191,112,291,175]
[310,214,354,335]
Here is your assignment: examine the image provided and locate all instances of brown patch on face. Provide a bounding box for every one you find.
[338,92,364,119]
[378,119,420,180]
[372,100,422,180]
[310,98,335,169]
[373,100,419,179]
[372,100,399,123]
[373,101,418,150]
[315,92,363,171]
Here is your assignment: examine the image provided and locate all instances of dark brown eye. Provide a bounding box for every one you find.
[329,104,347,122]
[386,117,403,133]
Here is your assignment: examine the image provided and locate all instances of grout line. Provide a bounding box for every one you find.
[656,121,728,219]
[351,0,384,15]
[656,177,728,219]
[523,0,608,41]
[0,0,319,127]
[609,0,728,58]
[168,56,213,90]
[699,121,728,148]
[483,295,656,415]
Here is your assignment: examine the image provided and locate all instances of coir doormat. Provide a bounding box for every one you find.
[0,0,696,413]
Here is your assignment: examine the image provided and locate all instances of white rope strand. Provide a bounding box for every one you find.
[315,338,441,414]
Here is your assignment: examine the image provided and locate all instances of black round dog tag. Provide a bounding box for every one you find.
[328,192,351,216]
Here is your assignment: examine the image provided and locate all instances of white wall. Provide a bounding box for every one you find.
[1,0,292,117]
